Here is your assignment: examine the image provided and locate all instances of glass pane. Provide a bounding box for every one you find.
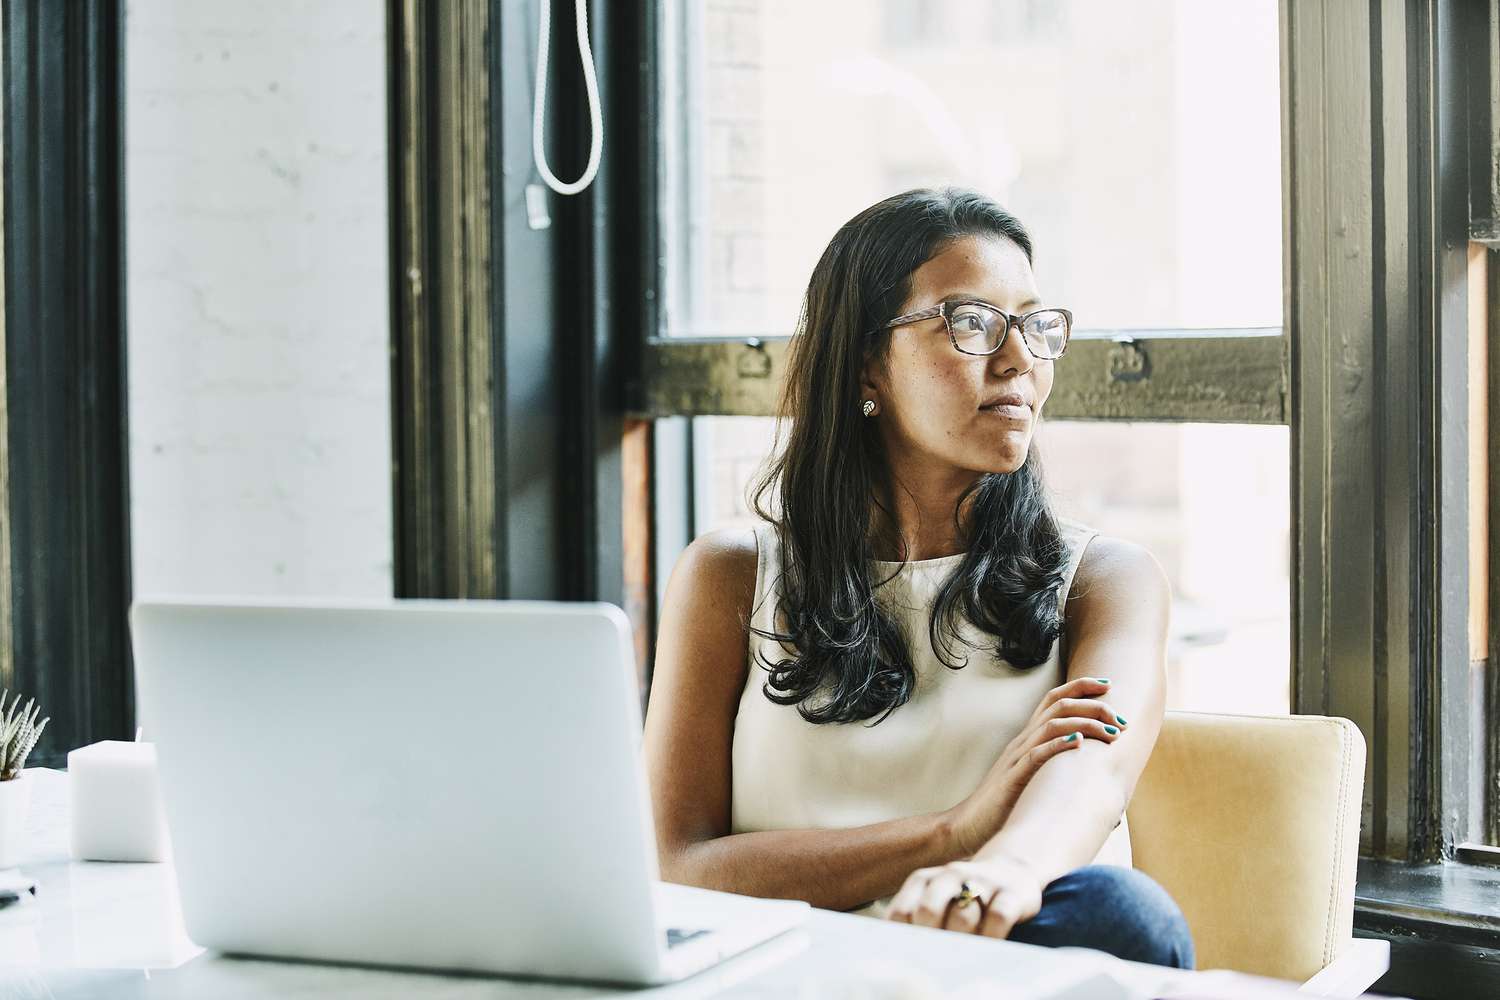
[688,416,1291,715]
[126,3,393,597]
[660,0,1282,338]
[1039,421,1290,715]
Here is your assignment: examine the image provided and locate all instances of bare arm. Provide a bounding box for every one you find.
[642,528,964,911]
[973,536,1171,885]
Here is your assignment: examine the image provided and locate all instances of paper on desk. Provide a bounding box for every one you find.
[946,967,1142,1000]
[947,952,1325,1000]
[1150,967,1345,998]
[776,952,1138,1000]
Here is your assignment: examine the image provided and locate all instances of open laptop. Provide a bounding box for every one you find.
[129,597,810,985]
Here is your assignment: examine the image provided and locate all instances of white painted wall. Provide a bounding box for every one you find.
[126,1,392,597]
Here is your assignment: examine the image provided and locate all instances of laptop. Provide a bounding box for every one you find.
[129,597,811,985]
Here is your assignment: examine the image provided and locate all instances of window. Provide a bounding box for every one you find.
[660,0,1282,338]
[656,0,1290,718]
[690,416,1290,716]
[640,0,1490,885]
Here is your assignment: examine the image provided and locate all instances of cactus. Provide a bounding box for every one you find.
[0,691,47,781]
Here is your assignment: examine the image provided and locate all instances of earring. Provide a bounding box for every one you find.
[862,399,877,417]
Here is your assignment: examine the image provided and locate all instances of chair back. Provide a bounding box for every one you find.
[1125,710,1365,981]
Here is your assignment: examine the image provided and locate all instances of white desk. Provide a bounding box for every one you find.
[0,770,1342,998]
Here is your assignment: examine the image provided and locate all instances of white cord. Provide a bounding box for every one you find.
[533,0,603,196]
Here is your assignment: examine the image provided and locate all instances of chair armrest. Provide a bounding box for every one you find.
[1297,937,1391,997]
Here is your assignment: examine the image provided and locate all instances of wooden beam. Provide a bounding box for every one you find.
[637,332,1287,424]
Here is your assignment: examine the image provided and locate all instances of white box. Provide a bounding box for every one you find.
[68,741,169,863]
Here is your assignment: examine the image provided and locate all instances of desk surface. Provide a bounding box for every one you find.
[0,769,1324,998]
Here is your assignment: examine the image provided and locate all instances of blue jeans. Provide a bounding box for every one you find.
[1007,865,1196,969]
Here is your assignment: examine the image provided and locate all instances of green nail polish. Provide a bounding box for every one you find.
[1065,732,1079,742]
[1095,677,1111,684]
[1116,714,1127,726]
[1104,725,1118,735]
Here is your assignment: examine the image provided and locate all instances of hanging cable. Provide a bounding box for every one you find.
[533,0,603,196]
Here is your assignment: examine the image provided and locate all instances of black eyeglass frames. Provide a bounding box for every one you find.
[872,300,1072,360]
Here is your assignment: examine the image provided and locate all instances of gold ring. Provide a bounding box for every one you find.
[952,880,982,910]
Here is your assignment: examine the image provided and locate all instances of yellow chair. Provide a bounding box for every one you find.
[1127,711,1390,996]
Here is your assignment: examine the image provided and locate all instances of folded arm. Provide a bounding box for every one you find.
[973,536,1171,886]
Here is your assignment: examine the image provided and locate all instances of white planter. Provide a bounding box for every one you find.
[0,775,32,868]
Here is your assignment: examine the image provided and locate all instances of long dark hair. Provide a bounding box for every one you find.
[747,187,1069,727]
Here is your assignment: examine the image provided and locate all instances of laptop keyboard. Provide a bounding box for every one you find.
[665,927,711,948]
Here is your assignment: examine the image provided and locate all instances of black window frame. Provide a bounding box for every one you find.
[0,0,131,765]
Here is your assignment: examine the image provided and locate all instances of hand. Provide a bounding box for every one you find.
[885,854,1044,939]
[943,676,1127,858]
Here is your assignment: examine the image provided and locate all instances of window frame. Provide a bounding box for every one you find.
[628,0,1493,878]
[387,0,643,617]
[1473,0,1500,855]
[0,0,131,766]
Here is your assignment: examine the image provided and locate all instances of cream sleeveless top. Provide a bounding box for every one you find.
[729,516,1132,919]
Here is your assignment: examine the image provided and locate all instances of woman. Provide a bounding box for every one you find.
[643,187,1194,968]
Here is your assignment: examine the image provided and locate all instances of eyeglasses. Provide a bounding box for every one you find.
[873,299,1073,360]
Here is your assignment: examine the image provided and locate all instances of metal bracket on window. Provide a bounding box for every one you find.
[1106,336,1152,384]
[737,338,773,379]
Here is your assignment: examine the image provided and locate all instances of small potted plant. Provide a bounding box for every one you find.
[0,692,47,868]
